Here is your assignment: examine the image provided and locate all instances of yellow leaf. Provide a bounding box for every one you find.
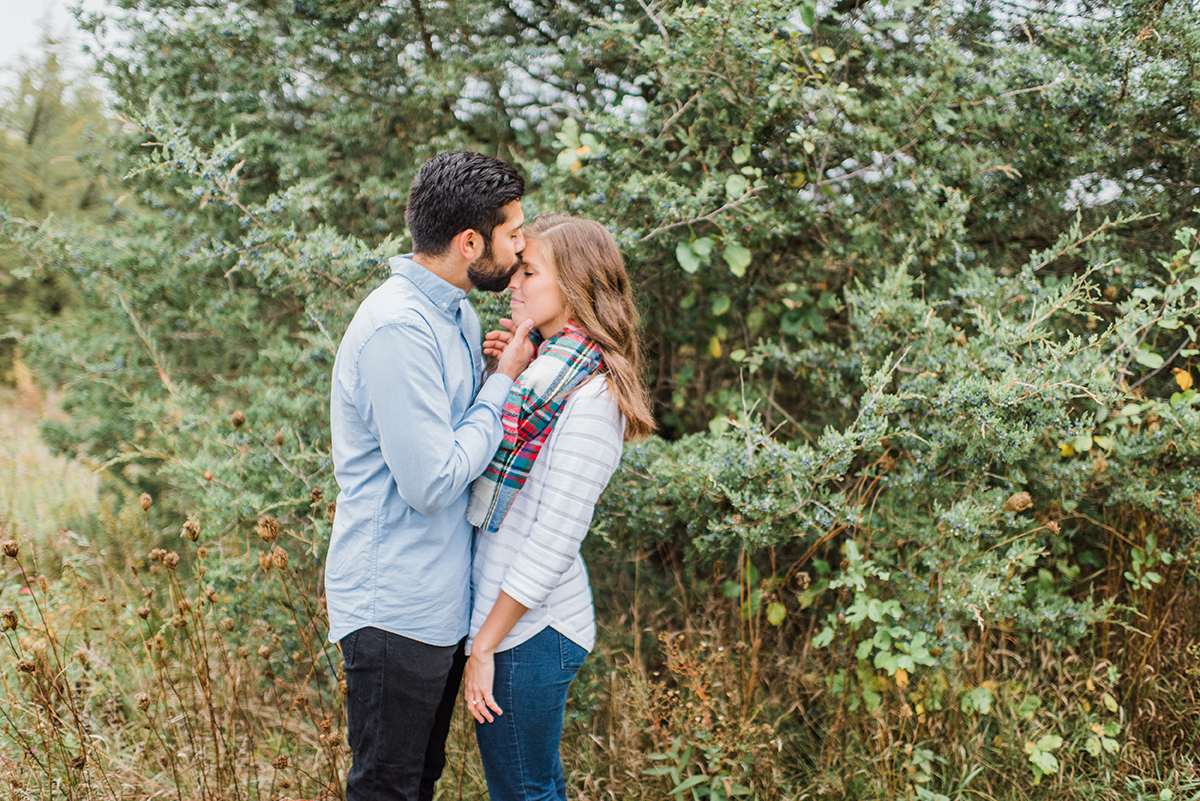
[708,336,723,359]
[895,668,909,690]
[1174,368,1193,390]
[1061,442,1075,457]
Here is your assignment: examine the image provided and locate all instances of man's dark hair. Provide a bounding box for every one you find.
[405,151,525,256]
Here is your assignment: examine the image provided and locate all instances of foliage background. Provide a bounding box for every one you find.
[2,0,1200,798]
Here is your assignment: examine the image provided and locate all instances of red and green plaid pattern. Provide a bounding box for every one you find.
[467,321,605,533]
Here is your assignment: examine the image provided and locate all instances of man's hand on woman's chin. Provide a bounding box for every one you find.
[493,318,536,380]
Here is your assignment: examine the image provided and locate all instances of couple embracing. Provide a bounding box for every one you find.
[324,151,654,801]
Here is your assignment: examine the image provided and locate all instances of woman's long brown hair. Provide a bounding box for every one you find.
[524,214,656,441]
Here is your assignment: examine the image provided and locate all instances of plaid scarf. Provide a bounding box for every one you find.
[467,321,605,534]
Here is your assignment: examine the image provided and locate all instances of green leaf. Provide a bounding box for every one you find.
[767,602,787,626]
[1134,350,1164,369]
[732,144,751,165]
[692,236,714,257]
[711,295,731,316]
[1085,737,1101,757]
[721,580,741,599]
[725,174,749,198]
[676,241,700,274]
[1036,734,1063,751]
[670,775,709,795]
[800,3,816,28]
[960,687,993,715]
[813,627,834,648]
[1102,692,1119,712]
[1073,434,1093,453]
[723,244,752,277]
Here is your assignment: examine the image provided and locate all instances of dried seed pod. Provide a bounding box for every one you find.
[326,502,336,522]
[272,755,289,770]
[75,650,89,667]
[279,781,291,790]
[257,645,271,659]
[172,615,187,629]
[162,552,180,570]
[231,410,246,429]
[206,587,218,604]
[326,731,342,748]
[136,692,151,710]
[153,634,167,651]
[310,487,323,505]
[197,547,209,559]
[1003,491,1033,513]
[136,606,150,620]
[139,493,152,512]
[258,552,271,572]
[143,587,155,599]
[318,718,332,734]
[255,516,279,543]
[148,548,165,562]
[181,517,201,542]
[271,547,288,571]
[36,575,49,594]
[177,598,191,613]
[1,540,18,558]
[16,659,35,674]
[274,430,286,447]
[220,618,235,632]
[1,608,17,631]
[237,646,249,659]
[339,679,348,695]
[69,755,86,770]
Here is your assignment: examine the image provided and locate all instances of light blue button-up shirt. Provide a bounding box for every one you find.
[325,255,514,646]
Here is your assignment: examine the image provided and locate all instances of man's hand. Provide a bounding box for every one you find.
[482,318,517,361]
[494,319,535,380]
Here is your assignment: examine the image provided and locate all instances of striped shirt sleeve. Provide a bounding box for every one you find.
[499,384,624,609]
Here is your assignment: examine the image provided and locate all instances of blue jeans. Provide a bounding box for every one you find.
[474,626,588,801]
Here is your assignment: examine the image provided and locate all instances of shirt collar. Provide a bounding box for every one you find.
[389,254,468,314]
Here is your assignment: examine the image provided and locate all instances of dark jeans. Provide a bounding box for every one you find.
[474,626,588,801]
[342,627,466,801]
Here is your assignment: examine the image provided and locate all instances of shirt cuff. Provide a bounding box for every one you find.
[477,373,514,410]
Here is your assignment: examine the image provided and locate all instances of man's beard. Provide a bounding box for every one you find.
[467,240,520,292]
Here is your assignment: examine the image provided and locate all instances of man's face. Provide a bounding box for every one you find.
[467,200,526,292]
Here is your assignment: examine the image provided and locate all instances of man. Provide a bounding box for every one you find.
[325,151,536,801]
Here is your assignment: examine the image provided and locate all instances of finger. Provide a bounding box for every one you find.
[514,318,535,338]
[498,318,516,332]
[484,692,503,717]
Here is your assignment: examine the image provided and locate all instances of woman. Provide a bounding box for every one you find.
[463,214,655,801]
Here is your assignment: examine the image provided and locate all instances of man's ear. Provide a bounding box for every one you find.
[454,228,482,262]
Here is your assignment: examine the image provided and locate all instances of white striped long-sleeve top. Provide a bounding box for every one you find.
[466,375,625,655]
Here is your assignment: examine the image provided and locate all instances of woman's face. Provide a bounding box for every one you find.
[509,239,570,339]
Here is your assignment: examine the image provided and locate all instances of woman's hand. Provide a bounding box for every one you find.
[494,318,536,380]
[463,650,503,724]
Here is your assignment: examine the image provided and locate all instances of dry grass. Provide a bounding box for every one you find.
[0,386,98,545]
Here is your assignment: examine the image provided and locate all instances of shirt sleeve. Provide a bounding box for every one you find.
[356,319,514,517]
[500,387,625,609]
